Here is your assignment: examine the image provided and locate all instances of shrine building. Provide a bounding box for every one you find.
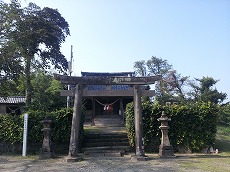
[77,72,154,124]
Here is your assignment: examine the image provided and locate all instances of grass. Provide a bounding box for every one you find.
[215,125,230,152]
[178,125,230,172]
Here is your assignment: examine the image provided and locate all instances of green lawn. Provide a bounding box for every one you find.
[178,125,230,172]
[215,125,230,152]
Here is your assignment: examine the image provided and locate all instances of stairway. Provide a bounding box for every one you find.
[82,115,130,157]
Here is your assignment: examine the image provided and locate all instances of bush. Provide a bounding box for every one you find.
[0,107,85,154]
[218,104,230,126]
[125,101,219,152]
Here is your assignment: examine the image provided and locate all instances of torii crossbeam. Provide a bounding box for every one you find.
[54,74,161,85]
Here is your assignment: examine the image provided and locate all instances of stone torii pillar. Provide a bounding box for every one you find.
[64,84,83,162]
[131,85,149,161]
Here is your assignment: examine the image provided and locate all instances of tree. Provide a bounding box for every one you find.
[134,56,189,104]
[189,76,227,104]
[0,1,70,109]
[219,103,230,125]
[134,60,147,76]
[166,71,189,101]
[0,1,23,96]
[29,71,66,111]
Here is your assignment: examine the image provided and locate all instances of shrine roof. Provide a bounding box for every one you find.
[81,72,135,77]
[85,85,130,91]
[0,96,26,104]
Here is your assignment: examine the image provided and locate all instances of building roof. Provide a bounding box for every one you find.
[85,85,130,91]
[0,96,26,104]
[81,72,135,77]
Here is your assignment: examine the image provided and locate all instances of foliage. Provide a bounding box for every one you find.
[125,102,135,146]
[133,56,189,104]
[125,100,219,152]
[0,107,85,153]
[133,60,147,76]
[0,1,70,107]
[29,71,66,111]
[218,103,230,126]
[0,114,23,144]
[0,70,67,112]
[189,77,227,104]
[0,1,23,96]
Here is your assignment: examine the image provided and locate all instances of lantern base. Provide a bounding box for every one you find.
[39,148,54,159]
[159,145,175,158]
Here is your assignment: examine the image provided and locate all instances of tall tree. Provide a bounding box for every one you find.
[0,1,23,96]
[134,60,147,76]
[189,76,227,104]
[134,56,189,104]
[0,1,70,108]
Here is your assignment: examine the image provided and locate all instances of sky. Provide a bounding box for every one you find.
[4,0,230,102]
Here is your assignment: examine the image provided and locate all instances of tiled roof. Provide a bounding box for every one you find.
[81,72,135,77]
[0,96,26,104]
[111,85,129,90]
[85,85,130,91]
[86,85,106,90]
[81,72,134,91]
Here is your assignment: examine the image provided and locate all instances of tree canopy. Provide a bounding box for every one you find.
[134,56,227,105]
[134,56,189,104]
[190,77,227,104]
[0,1,70,108]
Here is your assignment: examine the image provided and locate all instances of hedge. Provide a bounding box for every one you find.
[0,108,85,154]
[125,101,219,152]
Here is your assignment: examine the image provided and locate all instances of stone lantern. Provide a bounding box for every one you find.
[158,111,174,157]
[39,119,53,159]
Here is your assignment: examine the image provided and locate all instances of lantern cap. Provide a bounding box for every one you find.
[157,111,171,121]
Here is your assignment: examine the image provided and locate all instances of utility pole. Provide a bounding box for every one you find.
[67,45,73,108]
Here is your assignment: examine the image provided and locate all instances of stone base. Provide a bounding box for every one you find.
[131,155,149,161]
[39,148,53,159]
[63,155,82,162]
[159,145,175,158]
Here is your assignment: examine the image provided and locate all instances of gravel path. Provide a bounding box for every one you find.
[0,154,202,172]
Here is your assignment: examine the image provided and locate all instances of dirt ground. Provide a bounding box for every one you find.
[0,153,206,172]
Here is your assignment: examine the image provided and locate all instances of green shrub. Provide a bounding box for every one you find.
[125,101,219,152]
[218,104,230,126]
[0,107,85,154]
[0,114,23,144]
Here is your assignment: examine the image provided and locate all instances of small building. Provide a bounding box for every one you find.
[0,96,26,115]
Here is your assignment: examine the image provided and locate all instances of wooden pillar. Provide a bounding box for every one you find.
[64,84,82,162]
[132,85,148,161]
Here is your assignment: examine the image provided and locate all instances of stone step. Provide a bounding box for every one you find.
[84,137,129,142]
[83,141,129,147]
[82,114,129,157]
[84,150,125,157]
[82,146,131,157]
[82,146,131,152]
[83,134,129,147]
[85,133,128,139]
[94,120,123,126]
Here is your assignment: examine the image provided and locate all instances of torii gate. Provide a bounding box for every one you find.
[54,74,161,162]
